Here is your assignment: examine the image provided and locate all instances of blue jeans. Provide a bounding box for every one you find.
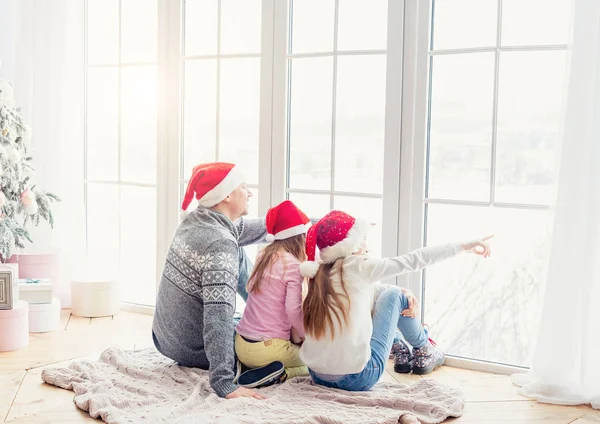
[233,248,252,361]
[236,247,251,303]
[310,286,427,391]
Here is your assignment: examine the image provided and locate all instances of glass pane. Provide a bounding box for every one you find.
[428,53,495,201]
[219,58,260,185]
[432,0,497,50]
[335,55,386,194]
[290,0,335,54]
[120,186,157,306]
[502,0,572,46]
[337,0,388,51]
[121,0,158,63]
[287,193,331,221]
[86,183,120,279]
[185,0,218,56]
[333,197,382,258]
[220,0,262,54]
[288,57,334,190]
[87,0,119,65]
[121,66,157,184]
[87,67,119,181]
[495,51,567,205]
[183,60,218,176]
[424,204,550,366]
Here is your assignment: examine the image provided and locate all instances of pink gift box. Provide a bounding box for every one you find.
[7,252,59,296]
[0,300,29,351]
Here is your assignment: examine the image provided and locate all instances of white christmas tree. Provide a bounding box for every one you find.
[0,79,59,260]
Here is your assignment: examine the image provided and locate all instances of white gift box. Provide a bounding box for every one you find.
[71,279,119,317]
[29,297,61,333]
[18,279,53,304]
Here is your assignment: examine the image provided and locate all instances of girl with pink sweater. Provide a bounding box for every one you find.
[234,200,311,385]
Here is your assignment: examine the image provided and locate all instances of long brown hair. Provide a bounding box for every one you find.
[247,234,307,294]
[303,259,351,340]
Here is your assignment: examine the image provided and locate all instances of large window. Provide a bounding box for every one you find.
[82,0,573,372]
[285,0,388,258]
[85,0,158,306]
[422,0,570,366]
[179,0,263,311]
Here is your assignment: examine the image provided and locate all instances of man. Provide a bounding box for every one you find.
[152,162,269,400]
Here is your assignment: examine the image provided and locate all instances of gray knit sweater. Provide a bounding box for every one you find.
[152,207,266,397]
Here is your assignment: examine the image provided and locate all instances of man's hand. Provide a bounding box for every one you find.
[400,288,419,318]
[225,387,266,400]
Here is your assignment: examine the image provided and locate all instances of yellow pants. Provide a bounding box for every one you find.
[235,334,309,379]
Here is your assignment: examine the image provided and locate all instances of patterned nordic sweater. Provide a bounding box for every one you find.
[152,207,266,397]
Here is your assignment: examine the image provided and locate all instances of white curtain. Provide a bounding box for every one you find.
[0,0,86,306]
[512,0,600,409]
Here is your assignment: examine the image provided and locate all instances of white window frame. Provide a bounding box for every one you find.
[400,0,567,373]
[84,0,161,313]
[84,0,557,373]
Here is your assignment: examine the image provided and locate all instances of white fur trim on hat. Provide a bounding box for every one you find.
[265,233,275,243]
[199,166,245,208]
[319,218,370,263]
[273,223,311,241]
[300,261,320,278]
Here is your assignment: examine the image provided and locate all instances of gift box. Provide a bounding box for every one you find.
[0,300,29,351]
[18,278,53,304]
[0,264,18,310]
[71,279,120,317]
[7,252,59,297]
[29,297,61,332]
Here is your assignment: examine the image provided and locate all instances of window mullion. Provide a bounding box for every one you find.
[157,0,182,292]
[266,0,288,210]
[393,0,431,297]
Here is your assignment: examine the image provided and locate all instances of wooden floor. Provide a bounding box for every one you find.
[1,310,598,423]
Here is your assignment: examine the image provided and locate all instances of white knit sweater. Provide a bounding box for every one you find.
[299,243,462,375]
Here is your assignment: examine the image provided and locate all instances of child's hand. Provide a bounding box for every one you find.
[291,327,304,345]
[461,235,494,258]
[400,288,419,318]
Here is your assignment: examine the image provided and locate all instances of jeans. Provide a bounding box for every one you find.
[310,285,427,391]
[237,247,252,303]
[232,247,253,362]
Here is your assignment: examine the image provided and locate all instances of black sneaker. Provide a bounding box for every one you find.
[233,360,249,384]
[237,361,286,389]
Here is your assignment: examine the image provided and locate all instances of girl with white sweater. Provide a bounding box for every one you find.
[299,210,491,391]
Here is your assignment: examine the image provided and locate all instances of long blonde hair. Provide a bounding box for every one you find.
[302,259,351,340]
[247,234,307,294]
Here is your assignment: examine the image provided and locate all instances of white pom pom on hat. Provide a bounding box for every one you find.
[180,209,190,221]
[299,260,320,278]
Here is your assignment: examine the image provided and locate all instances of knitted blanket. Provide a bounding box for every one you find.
[41,348,463,424]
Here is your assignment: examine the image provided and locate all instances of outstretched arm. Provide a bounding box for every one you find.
[236,217,267,246]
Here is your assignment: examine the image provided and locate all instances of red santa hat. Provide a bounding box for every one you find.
[299,210,369,278]
[265,200,311,243]
[181,162,245,219]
